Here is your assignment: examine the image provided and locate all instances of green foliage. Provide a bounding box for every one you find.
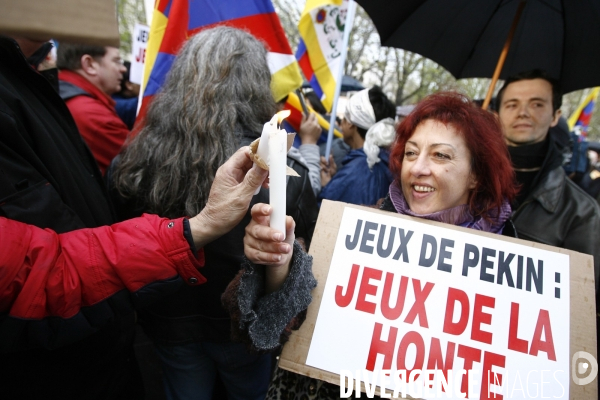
[116,0,147,58]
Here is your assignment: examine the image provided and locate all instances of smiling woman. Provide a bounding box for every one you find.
[241,92,520,400]
[400,120,476,215]
[389,92,518,231]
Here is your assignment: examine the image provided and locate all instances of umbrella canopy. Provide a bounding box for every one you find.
[355,0,600,94]
[302,75,365,93]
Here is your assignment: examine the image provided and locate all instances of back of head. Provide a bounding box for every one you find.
[345,86,396,168]
[390,92,517,218]
[304,91,327,115]
[496,69,562,113]
[345,86,395,139]
[57,43,106,71]
[368,86,396,125]
[115,26,276,217]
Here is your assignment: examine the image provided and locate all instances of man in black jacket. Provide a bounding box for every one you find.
[496,69,600,347]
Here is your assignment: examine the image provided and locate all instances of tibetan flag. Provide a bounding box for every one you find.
[568,87,600,136]
[139,0,302,120]
[297,0,348,112]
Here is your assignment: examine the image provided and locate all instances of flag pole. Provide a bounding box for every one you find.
[324,0,356,162]
[482,0,526,110]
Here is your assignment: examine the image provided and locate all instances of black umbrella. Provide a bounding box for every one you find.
[355,0,600,98]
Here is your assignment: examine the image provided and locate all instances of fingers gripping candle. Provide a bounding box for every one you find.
[254,110,292,238]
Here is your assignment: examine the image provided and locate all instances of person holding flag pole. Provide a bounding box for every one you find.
[323,0,356,162]
[296,0,357,162]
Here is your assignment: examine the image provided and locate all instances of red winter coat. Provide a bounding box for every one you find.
[0,213,205,350]
[59,70,130,174]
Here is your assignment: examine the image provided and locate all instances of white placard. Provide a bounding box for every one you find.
[130,23,149,85]
[306,206,570,399]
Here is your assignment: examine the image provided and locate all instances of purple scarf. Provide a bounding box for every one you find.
[388,182,511,234]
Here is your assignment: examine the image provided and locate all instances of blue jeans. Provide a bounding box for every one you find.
[154,341,271,400]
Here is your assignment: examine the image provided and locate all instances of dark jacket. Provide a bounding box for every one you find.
[512,165,600,292]
[0,36,145,399]
[108,134,319,345]
[319,148,392,206]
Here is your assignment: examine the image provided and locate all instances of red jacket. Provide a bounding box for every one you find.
[59,70,130,174]
[0,214,205,350]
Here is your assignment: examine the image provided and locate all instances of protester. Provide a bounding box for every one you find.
[109,26,318,400]
[278,94,322,196]
[296,111,324,195]
[578,142,600,201]
[319,86,396,206]
[112,60,140,130]
[495,70,600,292]
[0,35,267,399]
[240,92,518,398]
[57,43,129,173]
[303,90,351,175]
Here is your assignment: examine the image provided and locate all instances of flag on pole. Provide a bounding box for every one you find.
[282,92,342,138]
[568,87,600,136]
[296,0,348,112]
[139,0,302,120]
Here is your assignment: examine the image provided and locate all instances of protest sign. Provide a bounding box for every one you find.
[130,23,149,85]
[0,0,119,47]
[279,200,597,399]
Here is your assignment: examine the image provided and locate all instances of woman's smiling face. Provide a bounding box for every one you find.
[401,119,476,215]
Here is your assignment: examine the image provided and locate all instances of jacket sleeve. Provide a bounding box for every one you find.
[297,144,322,196]
[221,241,316,351]
[318,157,361,203]
[563,211,600,293]
[0,214,205,320]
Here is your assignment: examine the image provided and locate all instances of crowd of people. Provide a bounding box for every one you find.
[0,14,599,400]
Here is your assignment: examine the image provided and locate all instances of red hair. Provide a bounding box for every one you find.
[389,92,517,218]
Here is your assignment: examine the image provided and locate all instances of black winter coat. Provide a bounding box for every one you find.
[512,166,600,292]
[0,36,143,399]
[108,135,319,345]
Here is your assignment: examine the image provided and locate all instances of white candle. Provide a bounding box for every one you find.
[256,114,278,163]
[268,126,287,238]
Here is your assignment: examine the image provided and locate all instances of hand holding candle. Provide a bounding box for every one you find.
[248,110,298,239]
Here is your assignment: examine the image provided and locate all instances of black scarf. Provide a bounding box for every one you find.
[508,135,564,207]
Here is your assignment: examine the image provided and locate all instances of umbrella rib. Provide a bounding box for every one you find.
[559,0,566,88]
[538,0,561,14]
[459,0,516,78]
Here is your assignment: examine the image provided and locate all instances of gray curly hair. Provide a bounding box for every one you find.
[113,26,277,218]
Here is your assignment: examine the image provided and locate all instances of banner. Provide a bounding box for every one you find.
[140,0,302,119]
[130,23,149,85]
[279,201,597,399]
[297,0,348,112]
[0,0,119,47]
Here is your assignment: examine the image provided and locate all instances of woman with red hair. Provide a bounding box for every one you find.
[384,91,518,233]
[235,92,518,399]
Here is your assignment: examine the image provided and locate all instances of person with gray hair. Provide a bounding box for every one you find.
[108,26,318,400]
[319,86,396,206]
